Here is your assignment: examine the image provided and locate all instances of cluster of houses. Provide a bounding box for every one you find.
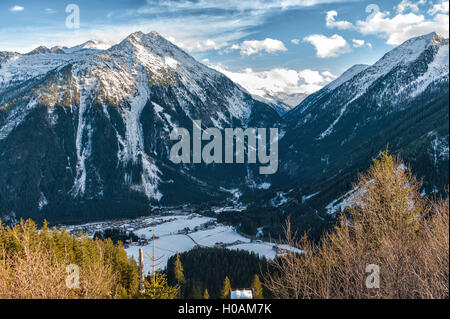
[64,212,188,238]
[214,240,247,249]
[177,219,217,235]
[63,212,235,250]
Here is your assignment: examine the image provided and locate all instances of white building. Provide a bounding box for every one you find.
[230,289,254,299]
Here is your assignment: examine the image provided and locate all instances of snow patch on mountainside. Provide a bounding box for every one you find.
[302,192,319,203]
[429,131,449,168]
[70,75,96,198]
[120,75,149,164]
[38,192,48,211]
[0,99,37,140]
[410,41,449,98]
[164,56,179,69]
[326,186,362,215]
[135,151,163,201]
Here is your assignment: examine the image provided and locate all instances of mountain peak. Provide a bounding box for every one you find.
[373,32,447,73]
[115,31,167,50]
[62,40,110,53]
[109,30,192,65]
[150,31,162,37]
[27,46,52,55]
[429,32,445,45]
[128,30,145,40]
[80,39,109,50]
[124,31,164,43]
[404,32,445,46]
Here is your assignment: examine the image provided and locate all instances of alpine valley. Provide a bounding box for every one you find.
[0,31,448,240]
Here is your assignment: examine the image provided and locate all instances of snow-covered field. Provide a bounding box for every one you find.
[125,215,254,273]
[133,215,214,238]
[126,234,197,273]
[64,211,302,274]
[125,214,304,273]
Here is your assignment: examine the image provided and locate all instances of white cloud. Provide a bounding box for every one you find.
[114,0,349,54]
[291,39,300,45]
[352,39,365,47]
[326,10,353,30]
[210,64,336,98]
[428,1,449,15]
[147,35,228,52]
[396,0,424,13]
[10,5,24,12]
[142,0,352,14]
[357,4,449,45]
[195,39,228,51]
[304,34,351,58]
[0,0,351,55]
[232,38,288,56]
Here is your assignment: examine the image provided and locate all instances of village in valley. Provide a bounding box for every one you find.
[62,207,298,273]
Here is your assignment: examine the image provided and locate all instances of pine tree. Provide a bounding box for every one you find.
[220,276,232,299]
[143,273,179,299]
[0,218,142,299]
[174,253,186,285]
[203,288,210,299]
[189,283,203,299]
[251,274,264,299]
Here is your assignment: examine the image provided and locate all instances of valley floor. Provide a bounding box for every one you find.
[63,211,301,273]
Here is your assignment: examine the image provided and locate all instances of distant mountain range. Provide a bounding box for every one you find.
[252,91,307,115]
[0,31,448,227]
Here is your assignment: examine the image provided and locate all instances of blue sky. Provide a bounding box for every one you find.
[1,0,448,96]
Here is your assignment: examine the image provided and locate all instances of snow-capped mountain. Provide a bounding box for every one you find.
[252,91,307,115]
[0,31,281,222]
[278,32,448,212]
[288,33,448,133]
[63,40,111,53]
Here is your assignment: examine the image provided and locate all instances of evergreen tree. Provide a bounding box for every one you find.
[189,283,203,299]
[166,247,267,298]
[143,273,178,299]
[203,288,210,299]
[251,274,264,299]
[174,253,186,285]
[221,276,232,299]
[0,219,141,298]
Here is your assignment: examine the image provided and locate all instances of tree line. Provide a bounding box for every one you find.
[167,247,268,299]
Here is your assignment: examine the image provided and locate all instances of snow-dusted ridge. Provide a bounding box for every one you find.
[289,32,449,141]
[318,33,448,139]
